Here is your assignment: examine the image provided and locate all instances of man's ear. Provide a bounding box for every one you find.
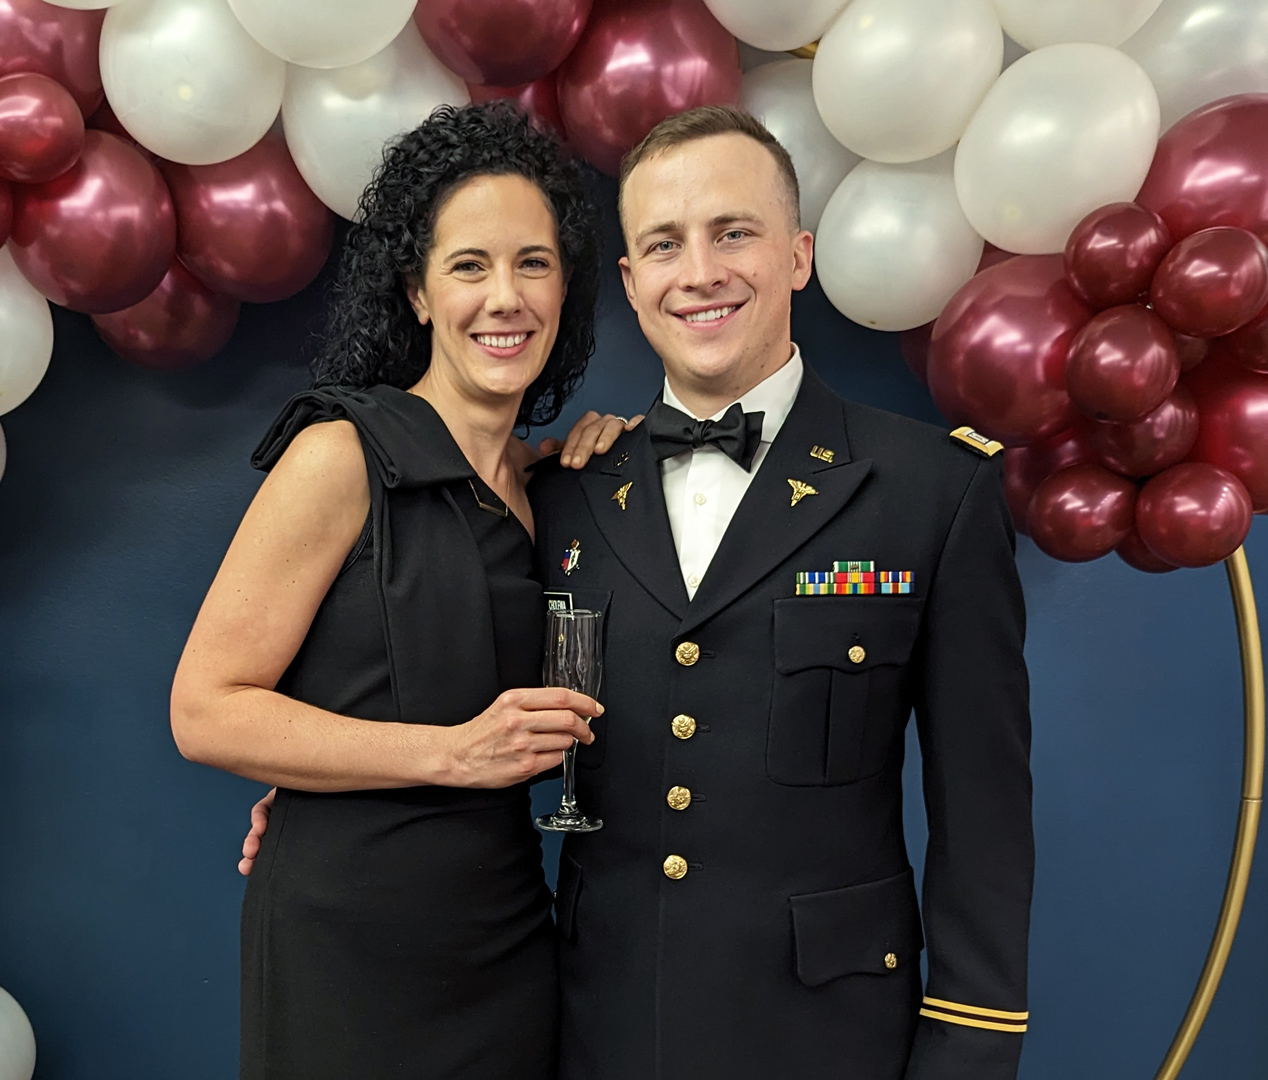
[618,255,638,312]
[405,280,431,326]
[791,229,814,293]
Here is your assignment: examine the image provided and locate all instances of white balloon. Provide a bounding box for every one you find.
[991,0,1163,49]
[44,0,127,7]
[812,0,1003,164]
[0,247,53,418]
[283,23,469,221]
[954,43,1159,254]
[815,150,984,332]
[228,0,416,69]
[740,60,860,234]
[100,0,286,166]
[1122,0,1268,132]
[703,0,850,52]
[0,986,36,1080]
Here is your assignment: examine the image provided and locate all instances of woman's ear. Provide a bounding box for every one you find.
[405,280,431,326]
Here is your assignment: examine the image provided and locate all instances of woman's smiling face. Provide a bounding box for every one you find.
[408,173,565,407]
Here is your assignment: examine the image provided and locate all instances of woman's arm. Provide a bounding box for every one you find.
[170,420,596,792]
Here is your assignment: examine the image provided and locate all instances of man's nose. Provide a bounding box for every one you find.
[678,239,726,292]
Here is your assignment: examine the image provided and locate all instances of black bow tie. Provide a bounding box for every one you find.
[645,400,765,472]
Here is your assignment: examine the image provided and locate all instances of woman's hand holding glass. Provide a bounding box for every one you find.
[442,687,600,788]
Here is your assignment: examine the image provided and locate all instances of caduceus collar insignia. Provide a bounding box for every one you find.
[787,478,818,507]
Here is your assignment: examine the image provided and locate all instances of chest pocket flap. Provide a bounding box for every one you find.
[774,597,922,674]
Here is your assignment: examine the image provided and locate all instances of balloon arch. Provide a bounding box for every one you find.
[1,0,1267,1073]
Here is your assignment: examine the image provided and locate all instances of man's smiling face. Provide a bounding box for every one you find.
[618,131,813,411]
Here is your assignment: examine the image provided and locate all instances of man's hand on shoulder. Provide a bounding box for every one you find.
[537,411,643,469]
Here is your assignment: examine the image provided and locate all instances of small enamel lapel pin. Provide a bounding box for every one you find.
[561,539,581,575]
[788,478,818,507]
[612,482,632,510]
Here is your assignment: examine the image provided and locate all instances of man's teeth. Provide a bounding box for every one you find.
[682,306,737,323]
[475,332,529,348]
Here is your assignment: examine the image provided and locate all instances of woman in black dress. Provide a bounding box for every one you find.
[170,103,603,1079]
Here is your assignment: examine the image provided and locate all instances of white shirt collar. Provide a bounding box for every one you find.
[661,345,804,445]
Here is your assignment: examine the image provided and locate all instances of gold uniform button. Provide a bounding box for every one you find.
[848,644,866,664]
[671,714,697,739]
[675,641,700,666]
[663,855,688,879]
[884,952,898,970]
[666,786,692,810]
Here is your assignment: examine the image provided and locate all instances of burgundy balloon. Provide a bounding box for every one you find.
[1219,302,1268,373]
[0,0,105,116]
[1063,202,1171,309]
[8,131,175,314]
[1150,226,1268,338]
[0,179,10,246]
[161,133,333,305]
[557,0,741,177]
[1087,383,1199,478]
[927,255,1090,447]
[1026,463,1137,563]
[468,75,566,139]
[1002,423,1093,533]
[1065,304,1179,422]
[898,321,932,385]
[1137,94,1268,242]
[1116,527,1179,574]
[0,72,84,184]
[414,0,591,87]
[92,259,240,370]
[1136,462,1253,568]
[1173,332,1209,372]
[1185,352,1268,511]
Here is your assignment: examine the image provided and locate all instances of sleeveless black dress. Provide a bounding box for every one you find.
[240,386,555,1080]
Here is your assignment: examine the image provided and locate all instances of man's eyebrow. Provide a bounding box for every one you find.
[709,212,762,228]
[634,221,683,246]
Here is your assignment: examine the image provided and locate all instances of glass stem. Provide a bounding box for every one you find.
[560,739,579,816]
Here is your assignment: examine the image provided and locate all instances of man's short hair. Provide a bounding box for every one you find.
[618,105,802,232]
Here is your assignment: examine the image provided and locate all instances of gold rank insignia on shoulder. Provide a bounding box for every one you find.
[787,478,818,507]
[809,445,835,463]
[949,426,1005,458]
[611,481,632,510]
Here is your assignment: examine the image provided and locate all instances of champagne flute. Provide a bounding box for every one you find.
[535,608,603,833]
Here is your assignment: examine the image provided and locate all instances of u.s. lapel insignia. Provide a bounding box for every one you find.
[561,539,581,576]
[614,452,629,468]
[611,481,632,510]
[810,445,835,463]
[787,478,818,507]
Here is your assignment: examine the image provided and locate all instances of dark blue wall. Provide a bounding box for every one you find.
[0,178,1264,1079]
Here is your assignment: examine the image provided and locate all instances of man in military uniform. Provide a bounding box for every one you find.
[531,106,1032,1080]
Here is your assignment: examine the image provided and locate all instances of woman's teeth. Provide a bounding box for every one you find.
[474,332,529,348]
[682,306,737,323]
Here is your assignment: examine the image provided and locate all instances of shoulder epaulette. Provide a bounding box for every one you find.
[949,426,1004,458]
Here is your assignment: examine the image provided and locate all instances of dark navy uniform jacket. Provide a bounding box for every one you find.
[530,364,1033,1080]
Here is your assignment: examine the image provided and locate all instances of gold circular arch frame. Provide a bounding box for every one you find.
[1155,547,1264,1078]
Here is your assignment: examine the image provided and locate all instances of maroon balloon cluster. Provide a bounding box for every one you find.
[0,0,335,369]
[926,93,1268,572]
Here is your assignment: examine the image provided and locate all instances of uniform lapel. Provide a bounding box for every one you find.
[678,369,872,638]
[578,424,690,621]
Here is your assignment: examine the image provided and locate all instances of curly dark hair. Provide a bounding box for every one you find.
[312,101,601,427]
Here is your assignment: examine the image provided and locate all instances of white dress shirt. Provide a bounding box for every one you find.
[661,347,804,600]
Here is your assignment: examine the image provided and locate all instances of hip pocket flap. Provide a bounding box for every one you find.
[790,867,923,987]
[774,598,922,675]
